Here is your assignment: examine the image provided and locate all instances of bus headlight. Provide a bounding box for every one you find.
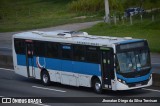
[118,79,126,84]
[118,79,121,82]
[149,74,152,80]
[122,81,126,84]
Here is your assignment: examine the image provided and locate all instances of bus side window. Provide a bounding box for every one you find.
[61,44,72,60]
[86,46,99,64]
[34,41,45,57]
[73,45,85,61]
[46,42,59,58]
[14,39,25,54]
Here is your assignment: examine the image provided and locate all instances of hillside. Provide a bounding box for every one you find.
[0,0,101,32]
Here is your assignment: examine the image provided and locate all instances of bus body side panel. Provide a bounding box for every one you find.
[46,57,101,87]
[72,61,101,87]
[15,54,101,87]
[12,39,28,77]
[15,54,34,78]
[15,55,28,77]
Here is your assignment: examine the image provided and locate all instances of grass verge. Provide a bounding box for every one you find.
[0,0,101,32]
[82,15,160,53]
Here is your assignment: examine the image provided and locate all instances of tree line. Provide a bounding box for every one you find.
[109,0,160,12]
[68,0,160,13]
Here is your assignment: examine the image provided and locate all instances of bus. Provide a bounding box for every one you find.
[12,30,152,93]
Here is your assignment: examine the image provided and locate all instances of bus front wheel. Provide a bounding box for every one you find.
[41,71,50,86]
[93,78,102,94]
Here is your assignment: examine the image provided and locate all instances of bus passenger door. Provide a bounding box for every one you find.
[101,48,114,89]
[26,40,35,78]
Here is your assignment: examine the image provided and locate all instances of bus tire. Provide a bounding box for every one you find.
[93,78,102,94]
[41,71,50,86]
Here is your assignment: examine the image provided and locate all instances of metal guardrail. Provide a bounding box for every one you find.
[0,55,13,69]
[152,73,160,87]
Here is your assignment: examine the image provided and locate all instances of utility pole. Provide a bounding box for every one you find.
[104,0,110,23]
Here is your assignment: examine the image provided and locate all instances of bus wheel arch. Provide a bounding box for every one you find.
[41,69,50,86]
[91,76,102,94]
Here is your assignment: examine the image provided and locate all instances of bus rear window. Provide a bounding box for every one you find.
[14,39,25,54]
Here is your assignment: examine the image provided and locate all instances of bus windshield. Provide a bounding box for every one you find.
[117,50,150,73]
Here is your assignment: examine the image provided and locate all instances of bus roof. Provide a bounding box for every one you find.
[13,30,143,47]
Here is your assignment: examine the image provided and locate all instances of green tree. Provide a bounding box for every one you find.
[124,0,160,9]
[144,0,160,9]
[108,0,126,18]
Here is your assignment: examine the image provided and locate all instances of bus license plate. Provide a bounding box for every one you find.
[135,83,142,87]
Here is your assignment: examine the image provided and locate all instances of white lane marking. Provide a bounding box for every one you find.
[142,88,160,93]
[0,68,13,71]
[152,63,160,65]
[0,47,11,49]
[32,103,50,106]
[32,86,66,93]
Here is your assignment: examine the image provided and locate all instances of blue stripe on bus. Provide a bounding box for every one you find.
[118,39,144,44]
[17,54,101,76]
[116,72,151,83]
[17,54,27,65]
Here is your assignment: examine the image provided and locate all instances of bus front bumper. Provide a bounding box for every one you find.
[111,76,152,91]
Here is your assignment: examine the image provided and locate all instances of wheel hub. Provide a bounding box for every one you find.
[43,74,48,83]
[95,82,101,91]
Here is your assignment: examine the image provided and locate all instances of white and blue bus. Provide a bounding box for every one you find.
[12,30,152,93]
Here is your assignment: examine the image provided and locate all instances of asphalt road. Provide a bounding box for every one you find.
[0,68,160,106]
[151,54,160,74]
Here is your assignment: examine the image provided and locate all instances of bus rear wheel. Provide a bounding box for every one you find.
[93,78,102,94]
[41,71,50,86]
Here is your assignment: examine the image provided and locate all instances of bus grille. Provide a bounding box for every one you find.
[127,79,149,87]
